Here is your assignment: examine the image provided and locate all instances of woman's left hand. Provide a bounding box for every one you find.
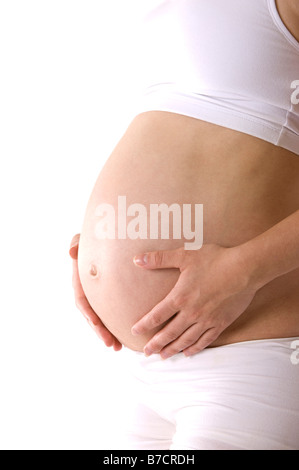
[131,244,258,358]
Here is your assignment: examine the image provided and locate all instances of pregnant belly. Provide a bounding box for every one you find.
[78,236,181,350]
[78,112,299,351]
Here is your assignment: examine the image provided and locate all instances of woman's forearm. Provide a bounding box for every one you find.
[238,210,299,291]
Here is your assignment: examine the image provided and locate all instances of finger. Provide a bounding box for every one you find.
[158,323,205,359]
[75,293,105,331]
[131,288,183,336]
[85,307,122,350]
[131,273,191,336]
[71,261,98,325]
[96,324,122,350]
[113,340,123,351]
[69,233,81,259]
[79,299,119,348]
[183,328,220,357]
[133,247,184,269]
[72,258,85,295]
[143,310,195,356]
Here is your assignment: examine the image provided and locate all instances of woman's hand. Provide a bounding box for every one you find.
[131,244,258,358]
[69,234,122,351]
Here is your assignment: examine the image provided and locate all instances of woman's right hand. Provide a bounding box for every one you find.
[69,234,122,351]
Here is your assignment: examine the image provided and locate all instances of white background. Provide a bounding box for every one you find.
[0,0,161,450]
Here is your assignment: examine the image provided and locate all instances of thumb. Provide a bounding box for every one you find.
[133,247,184,269]
[69,233,81,260]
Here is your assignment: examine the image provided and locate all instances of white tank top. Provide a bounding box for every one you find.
[134,0,299,155]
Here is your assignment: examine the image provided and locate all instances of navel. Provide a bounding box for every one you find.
[89,264,98,278]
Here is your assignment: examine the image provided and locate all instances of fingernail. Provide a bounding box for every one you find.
[144,347,152,357]
[69,245,78,258]
[131,327,140,336]
[133,254,148,266]
[160,352,171,360]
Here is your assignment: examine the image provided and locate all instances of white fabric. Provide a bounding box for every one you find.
[134,0,299,155]
[118,338,299,450]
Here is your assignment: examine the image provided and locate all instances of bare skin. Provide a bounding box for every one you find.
[276,0,299,42]
[132,211,299,358]
[70,236,122,351]
[70,0,299,356]
[75,111,299,353]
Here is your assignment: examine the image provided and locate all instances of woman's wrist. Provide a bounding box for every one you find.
[233,217,299,293]
[234,211,299,292]
[233,241,270,292]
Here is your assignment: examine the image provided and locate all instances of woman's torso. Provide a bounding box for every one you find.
[78,111,299,351]
[78,0,299,351]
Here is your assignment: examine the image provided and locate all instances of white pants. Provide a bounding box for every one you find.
[117,338,299,450]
